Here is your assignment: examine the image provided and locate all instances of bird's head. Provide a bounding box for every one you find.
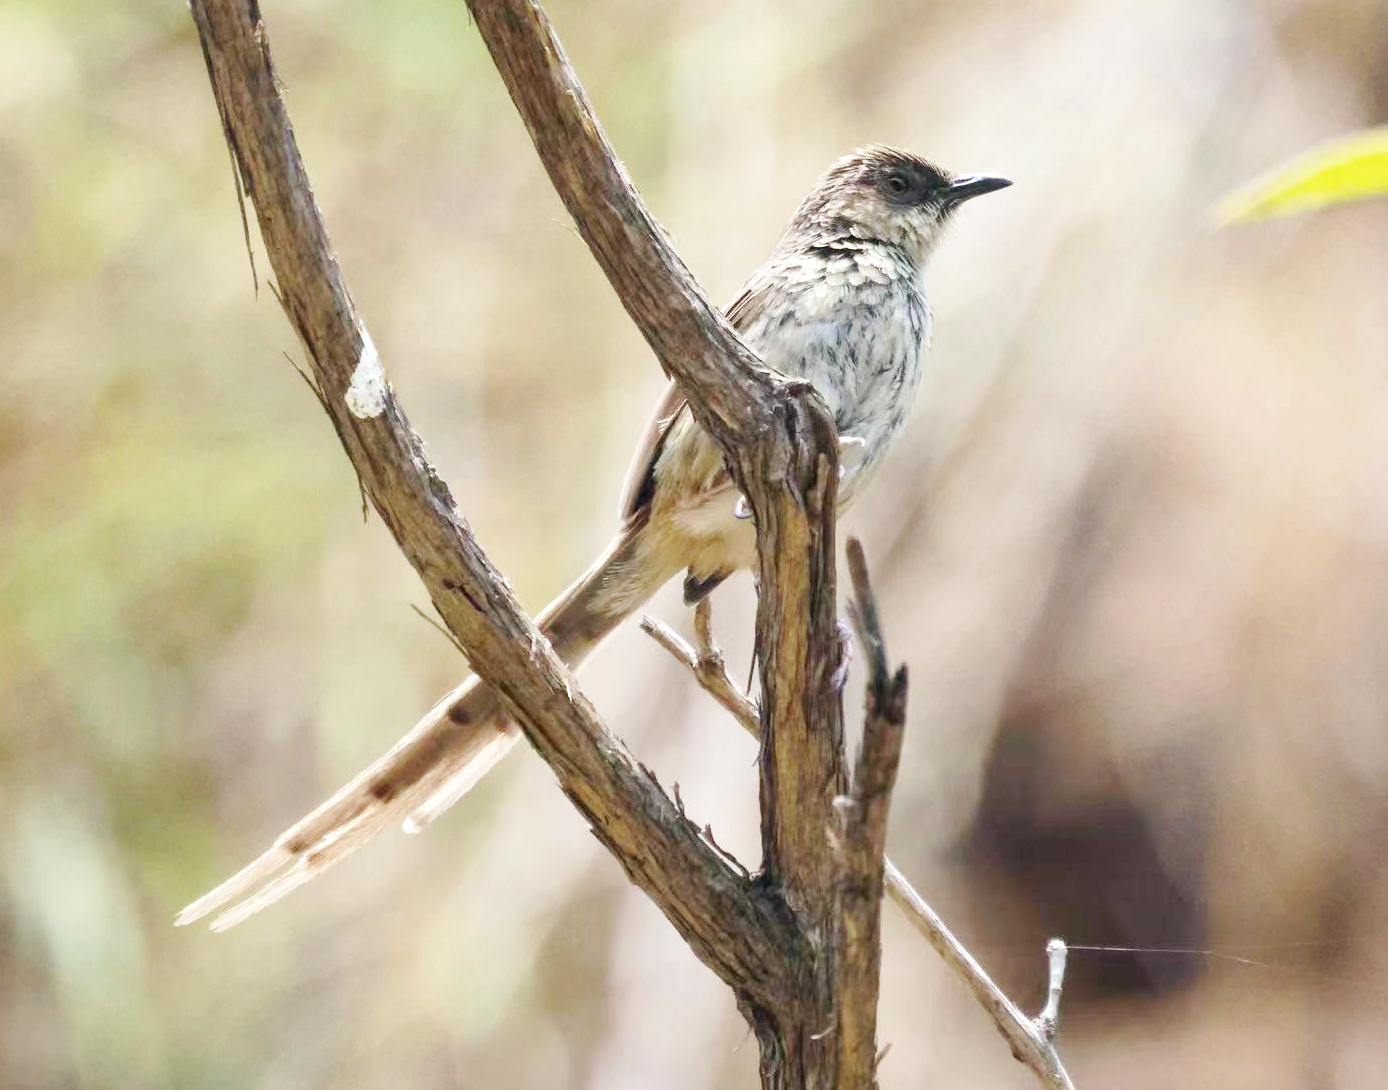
[792,145,1010,264]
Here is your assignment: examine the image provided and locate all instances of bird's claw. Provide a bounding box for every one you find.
[838,435,867,480]
[830,619,853,691]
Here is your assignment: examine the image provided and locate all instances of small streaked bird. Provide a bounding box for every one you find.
[179,146,1010,930]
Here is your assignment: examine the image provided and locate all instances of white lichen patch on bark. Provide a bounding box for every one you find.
[345,330,387,418]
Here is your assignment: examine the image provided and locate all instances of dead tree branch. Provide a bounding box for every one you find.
[643,575,1078,1090]
[882,864,1077,1090]
[835,539,908,1084]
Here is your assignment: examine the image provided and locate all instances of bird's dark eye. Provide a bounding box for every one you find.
[884,172,910,196]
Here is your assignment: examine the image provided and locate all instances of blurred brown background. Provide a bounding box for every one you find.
[5,0,1388,1086]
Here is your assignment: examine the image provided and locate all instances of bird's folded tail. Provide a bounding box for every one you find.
[177,526,673,931]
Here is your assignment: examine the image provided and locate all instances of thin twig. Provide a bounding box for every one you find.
[282,350,327,410]
[641,604,760,733]
[409,602,470,658]
[1035,938,1068,1042]
[883,863,1076,1090]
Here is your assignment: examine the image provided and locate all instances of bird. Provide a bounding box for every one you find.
[178,145,1010,930]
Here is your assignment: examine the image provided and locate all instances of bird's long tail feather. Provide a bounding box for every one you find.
[178,527,673,930]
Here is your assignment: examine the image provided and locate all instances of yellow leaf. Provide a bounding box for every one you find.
[1215,126,1388,224]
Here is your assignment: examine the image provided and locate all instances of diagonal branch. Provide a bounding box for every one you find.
[461,0,846,909]
[641,602,761,733]
[461,0,779,445]
[883,865,1077,1090]
[189,0,797,1008]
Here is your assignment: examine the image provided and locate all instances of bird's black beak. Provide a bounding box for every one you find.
[944,174,1012,205]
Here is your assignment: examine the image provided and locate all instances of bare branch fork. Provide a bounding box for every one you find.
[189,0,1073,1087]
[644,601,1076,1089]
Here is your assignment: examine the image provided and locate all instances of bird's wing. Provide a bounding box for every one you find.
[615,281,776,522]
[616,378,688,521]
